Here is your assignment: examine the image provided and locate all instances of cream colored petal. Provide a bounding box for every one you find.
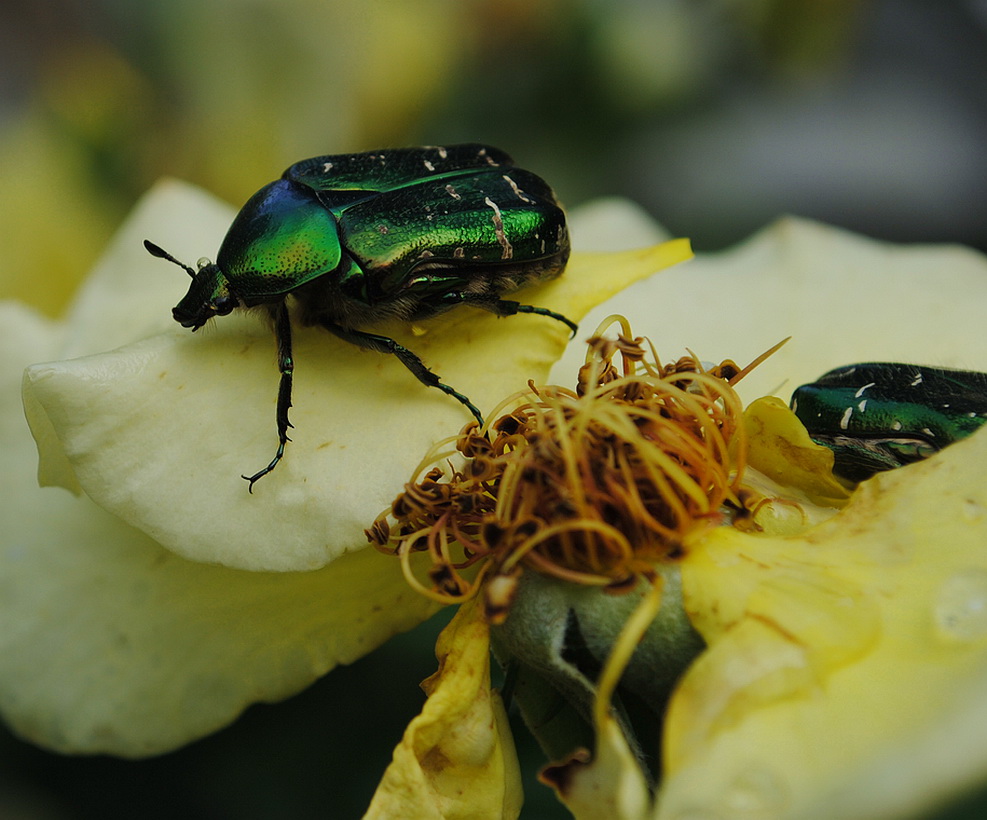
[59,178,237,358]
[657,425,987,819]
[365,599,522,820]
[23,184,691,571]
[2,302,437,755]
[567,197,672,250]
[553,217,987,404]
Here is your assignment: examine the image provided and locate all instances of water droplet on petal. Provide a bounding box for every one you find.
[934,569,987,642]
[962,498,985,523]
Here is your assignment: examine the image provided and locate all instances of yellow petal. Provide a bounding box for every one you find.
[659,425,987,819]
[365,599,522,820]
[743,396,851,509]
[23,183,691,571]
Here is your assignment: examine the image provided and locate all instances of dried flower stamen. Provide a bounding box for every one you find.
[367,316,776,621]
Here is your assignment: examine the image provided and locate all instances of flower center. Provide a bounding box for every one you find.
[367,316,781,622]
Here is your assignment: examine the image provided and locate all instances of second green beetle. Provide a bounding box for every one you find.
[145,144,576,490]
[792,362,987,482]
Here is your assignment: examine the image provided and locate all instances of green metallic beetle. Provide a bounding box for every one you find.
[791,362,987,482]
[145,144,576,490]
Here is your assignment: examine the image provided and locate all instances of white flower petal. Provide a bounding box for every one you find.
[2,302,437,756]
[62,179,236,358]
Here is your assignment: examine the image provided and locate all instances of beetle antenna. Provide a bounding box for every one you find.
[143,239,197,279]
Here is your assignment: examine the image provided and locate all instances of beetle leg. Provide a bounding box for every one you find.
[449,294,579,338]
[242,302,294,491]
[318,319,484,425]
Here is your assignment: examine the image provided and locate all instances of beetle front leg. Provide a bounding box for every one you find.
[242,302,294,491]
[318,319,484,425]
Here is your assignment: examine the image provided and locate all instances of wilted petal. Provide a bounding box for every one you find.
[23,184,691,571]
[541,716,651,820]
[365,600,522,820]
[743,396,851,511]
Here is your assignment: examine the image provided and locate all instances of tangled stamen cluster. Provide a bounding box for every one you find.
[366,316,764,621]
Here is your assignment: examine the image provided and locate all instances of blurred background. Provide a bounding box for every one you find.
[3,0,987,817]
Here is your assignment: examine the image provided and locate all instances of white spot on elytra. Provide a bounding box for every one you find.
[445,184,461,200]
[857,399,868,413]
[839,406,853,430]
[855,382,875,398]
[423,159,435,172]
[891,420,903,430]
[922,427,935,438]
[322,162,334,172]
[503,175,534,203]
[911,373,924,386]
[484,196,513,259]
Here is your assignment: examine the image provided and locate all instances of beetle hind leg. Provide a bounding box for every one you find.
[510,303,578,337]
[242,303,294,492]
[319,319,484,425]
[455,295,578,338]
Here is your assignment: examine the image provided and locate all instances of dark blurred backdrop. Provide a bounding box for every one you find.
[3,0,987,314]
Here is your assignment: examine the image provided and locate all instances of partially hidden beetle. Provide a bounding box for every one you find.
[145,144,576,490]
[791,362,987,482]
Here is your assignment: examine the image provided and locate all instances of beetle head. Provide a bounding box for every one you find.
[144,240,240,330]
[172,260,239,330]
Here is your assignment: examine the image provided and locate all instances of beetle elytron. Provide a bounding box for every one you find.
[145,144,576,490]
[791,362,987,482]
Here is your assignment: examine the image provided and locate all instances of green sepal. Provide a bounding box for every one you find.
[490,568,704,780]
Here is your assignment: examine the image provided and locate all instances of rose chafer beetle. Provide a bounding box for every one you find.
[145,144,576,490]
[791,362,987,482]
